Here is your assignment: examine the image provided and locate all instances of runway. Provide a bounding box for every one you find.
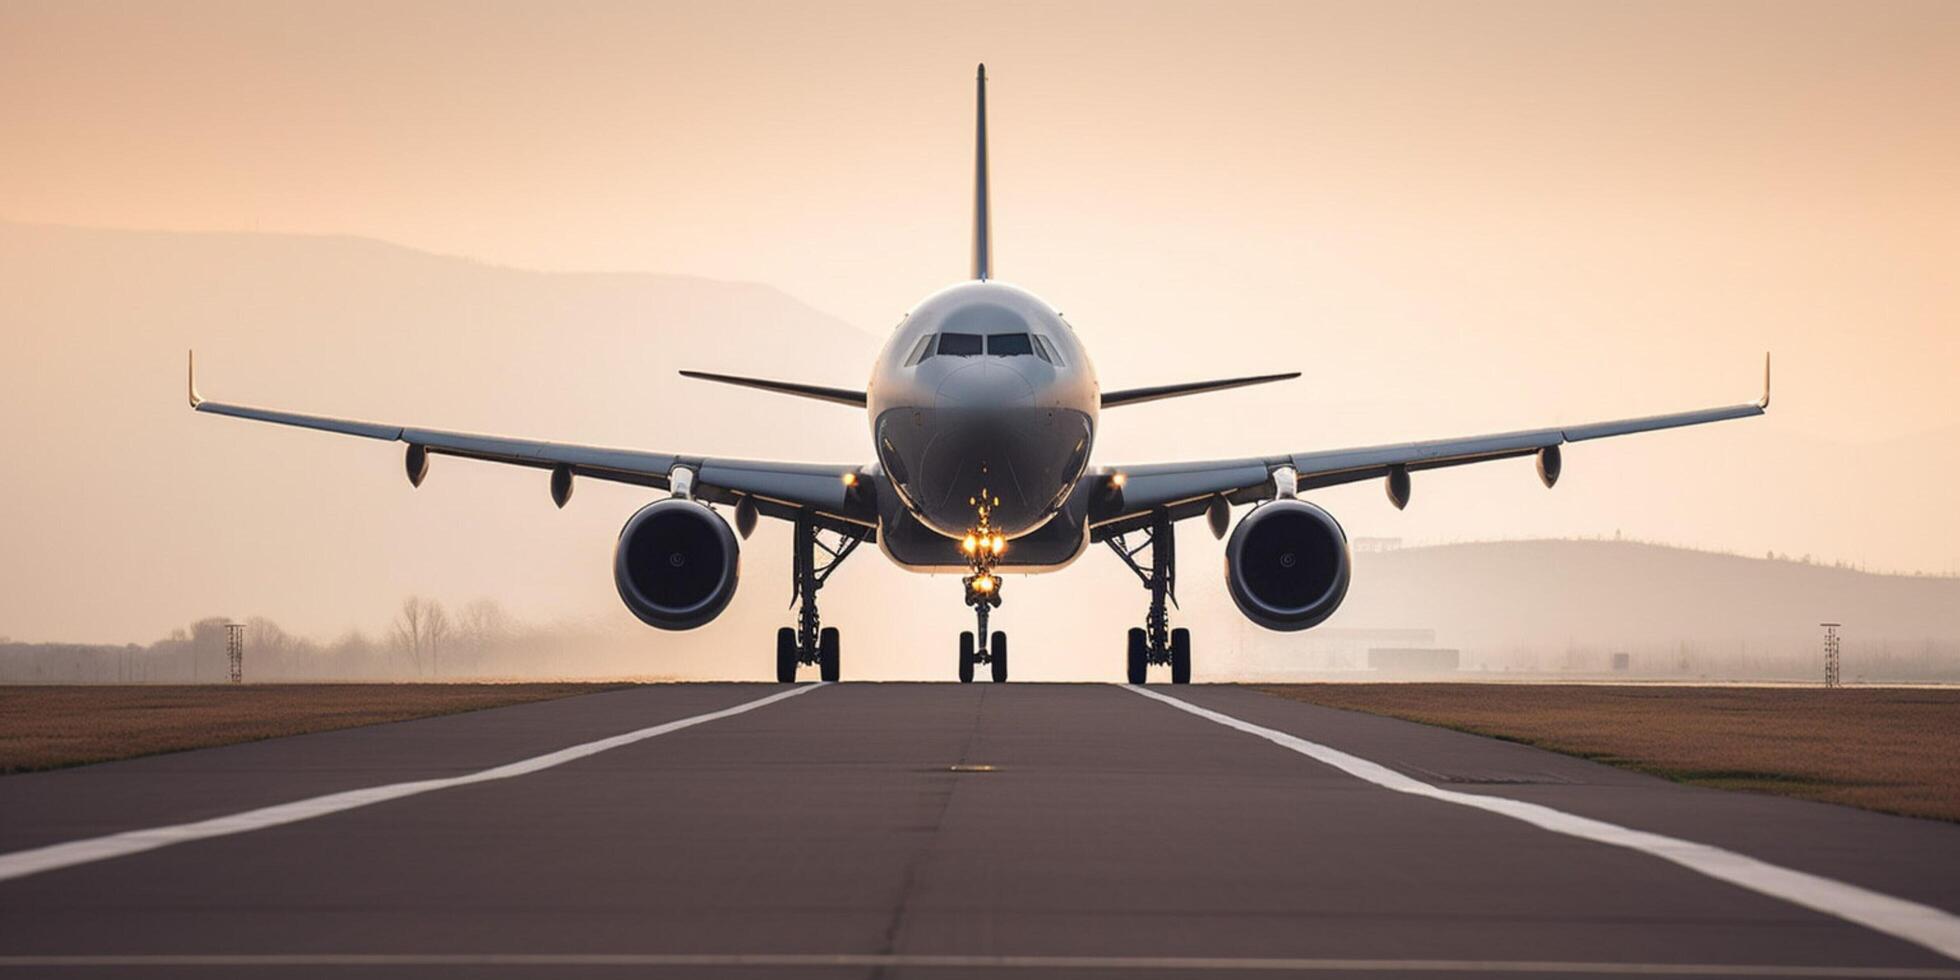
[2,683,1958,979]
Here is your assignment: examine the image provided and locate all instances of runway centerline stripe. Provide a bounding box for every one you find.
[1125,685,1960,964]
[0,684,823,885]
[0,954,1956,976]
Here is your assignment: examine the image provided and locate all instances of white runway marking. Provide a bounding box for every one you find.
[0,953,1955,975]
[1126,686,1960,964]
[0,684,823,884]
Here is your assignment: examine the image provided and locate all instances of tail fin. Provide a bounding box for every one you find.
[971,64,992,281]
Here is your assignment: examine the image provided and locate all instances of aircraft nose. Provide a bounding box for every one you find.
[936,361,1035,409]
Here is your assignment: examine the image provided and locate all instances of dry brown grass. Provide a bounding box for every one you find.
[0,684,633,774]
[1254,684,1960,822]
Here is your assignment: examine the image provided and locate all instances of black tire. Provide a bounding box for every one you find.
[958,631,976,683]
[990,632,1008,683]
[1126,627,1148,685]
[819,626,841,682]
[775,627,798,683]
[1170,627,1192,685]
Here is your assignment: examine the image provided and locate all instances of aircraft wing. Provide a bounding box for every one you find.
[1089,355,1770,537]
[187,354,873,531]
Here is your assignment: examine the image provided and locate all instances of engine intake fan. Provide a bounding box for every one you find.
[613,499,741,630]
[1224,499,1352,631]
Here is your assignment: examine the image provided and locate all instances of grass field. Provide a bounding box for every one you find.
[0,684,632,773]
[1255,684,1960,822]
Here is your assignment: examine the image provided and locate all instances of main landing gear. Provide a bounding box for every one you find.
[1105,510,1191,685]
[776,513,864,683]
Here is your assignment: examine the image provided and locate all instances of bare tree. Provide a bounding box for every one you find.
[455,599,513,676]
[424,601,451,677]
[394,597,430,675]
[246,616,305,659]
[459,598,512,647]
[393,597,454,678]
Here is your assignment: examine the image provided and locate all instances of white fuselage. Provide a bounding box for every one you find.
[866,281,1099,554]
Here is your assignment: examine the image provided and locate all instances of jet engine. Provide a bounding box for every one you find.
[1224,499,1351,631]
[613,499,741,630]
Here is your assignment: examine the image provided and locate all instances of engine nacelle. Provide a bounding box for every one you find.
[613,499,741,630]
[1224,499,1352,631]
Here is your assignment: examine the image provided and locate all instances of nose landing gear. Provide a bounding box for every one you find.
[956,493,1010,683]
[959,571,1007,683]
[1106,510,1191,684]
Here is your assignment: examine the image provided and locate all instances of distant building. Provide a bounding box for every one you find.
[1315,627,1436,647]
[1236,627,1442,679]
[1367,647,1460,675]
[1352,537,1404,554]
[1612,652,1631,672]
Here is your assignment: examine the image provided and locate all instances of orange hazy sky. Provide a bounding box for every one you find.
[4,1,1955,417]
[3,1,1958,649]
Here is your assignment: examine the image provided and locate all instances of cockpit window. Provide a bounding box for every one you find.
[905,333,937,366]
[1032,335,1064,366]
[986,333,1034,356]
[937,333,983,356]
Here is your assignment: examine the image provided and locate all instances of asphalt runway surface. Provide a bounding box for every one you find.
[2,683,1959,979]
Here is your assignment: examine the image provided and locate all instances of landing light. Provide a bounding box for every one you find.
[962,533,979,554]
[991,534,1005,555]
[974,574,996,593]
[1110,472,1127,488]
[840,472,857,488]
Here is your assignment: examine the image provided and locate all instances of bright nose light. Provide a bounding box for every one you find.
[962,533,979,554]
[991,534,1006,554]
[974,574,995,593]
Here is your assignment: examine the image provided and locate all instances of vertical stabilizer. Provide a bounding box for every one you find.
[971,64,992,281]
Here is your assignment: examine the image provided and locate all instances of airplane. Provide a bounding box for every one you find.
[188,65,1770,685]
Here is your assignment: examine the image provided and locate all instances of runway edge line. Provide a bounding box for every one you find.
[0,684,825,885]
[0,953,1957,976]
[1124,685,1960,964]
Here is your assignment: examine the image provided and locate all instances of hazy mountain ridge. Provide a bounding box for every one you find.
[0,221,883,645]
[1,220,852,315]
[1293,539,1960,681]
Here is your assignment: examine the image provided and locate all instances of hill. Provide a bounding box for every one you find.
[1218,539,1960,682]
[0,221,880,646]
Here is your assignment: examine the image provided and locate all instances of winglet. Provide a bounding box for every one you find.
[1759,351,1771,410]
[187,350,203,408]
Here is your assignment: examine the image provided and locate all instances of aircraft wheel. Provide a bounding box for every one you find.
[990,632,1009,683]
[819,627,841,682]
[1170,627,1192,685]
[958,631,976,684]
[775,627,798,683]
[1126,627,1148,685]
